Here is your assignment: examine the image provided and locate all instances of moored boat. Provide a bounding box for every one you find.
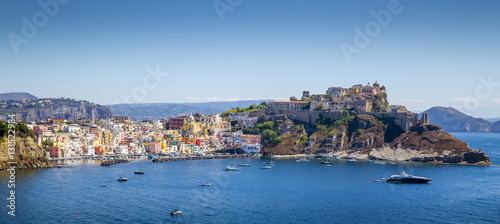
[225,166,240,171]
[260,165,272,169]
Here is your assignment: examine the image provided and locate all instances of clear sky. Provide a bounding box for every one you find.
[1,0,500,117]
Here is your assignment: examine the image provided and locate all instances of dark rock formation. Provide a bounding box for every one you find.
[260,113,491,165]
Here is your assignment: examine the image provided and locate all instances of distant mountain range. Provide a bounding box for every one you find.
[0,97,112,122]
[420,106,500,133]
[0,92,37,101]
[106,100,270,120]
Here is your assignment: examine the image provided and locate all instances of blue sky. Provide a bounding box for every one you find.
[1,0,500,117]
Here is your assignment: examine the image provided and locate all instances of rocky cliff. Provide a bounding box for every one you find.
[0,98,113,122]
[0,137,52,169]
[259,113,491,165]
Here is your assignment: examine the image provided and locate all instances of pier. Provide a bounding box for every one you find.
[100,159,130,166]
[152,154,248,163]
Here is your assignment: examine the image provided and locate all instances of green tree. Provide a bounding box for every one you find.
[272,137,284,145]
[290,96,298,101]
[262,129,278,146]
[260,101,268,107]
[257,121,274,131]
[249,104,256,110]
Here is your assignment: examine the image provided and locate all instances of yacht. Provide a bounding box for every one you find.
[346,158,356,163]
[385,171,431,183]
[260,165,272,169]
[202,183,211,186]
[117,177,128,181]
[224,166,240,171]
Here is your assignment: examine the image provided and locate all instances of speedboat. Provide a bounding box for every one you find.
[171,209,182,215]
[202,183,211,186]
[346,159,356,163]
[117,177,128,181]
[385,171,431,183]
[225,166,240,171]
[260,165,272,169]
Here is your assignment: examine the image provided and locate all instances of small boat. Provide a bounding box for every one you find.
[135,164,145,174]
[296,159,310,162]
[366,160,372,162]
[224,166,240,171]
[117,177,128,181]
[100,184,107,187]
[265,160,275,165]
[260,165,272,169]
[202,183,211,186]
[171,209,182,215]
[320,160,332,165]
[346,159,356,163]
[374,162,385,165]
[385,171,431,183]
[389,162,396,165]
[238,163,251,167]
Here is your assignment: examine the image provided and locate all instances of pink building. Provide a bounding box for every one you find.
[148,142,162,154]
[33,126,49,135]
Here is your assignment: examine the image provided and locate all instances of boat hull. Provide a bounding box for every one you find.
[385,178,431,183]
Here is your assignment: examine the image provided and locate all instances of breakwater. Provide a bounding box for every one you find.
[100,159,130,166]
[152,154,248,163]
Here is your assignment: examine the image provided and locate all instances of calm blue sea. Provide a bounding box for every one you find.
[1,133,499,224]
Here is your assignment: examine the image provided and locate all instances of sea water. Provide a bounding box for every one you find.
[0,133,499,223]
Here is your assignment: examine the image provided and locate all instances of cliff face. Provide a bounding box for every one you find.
[420,106,492,132]
[0,137,52,169]
[0,98,113,122]
[261,113,491,165]
[491,121,500,133]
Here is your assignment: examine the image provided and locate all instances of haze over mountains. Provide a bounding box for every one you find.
[0,92,37,101]
[106,100,271,120]
[420,106,500,133]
